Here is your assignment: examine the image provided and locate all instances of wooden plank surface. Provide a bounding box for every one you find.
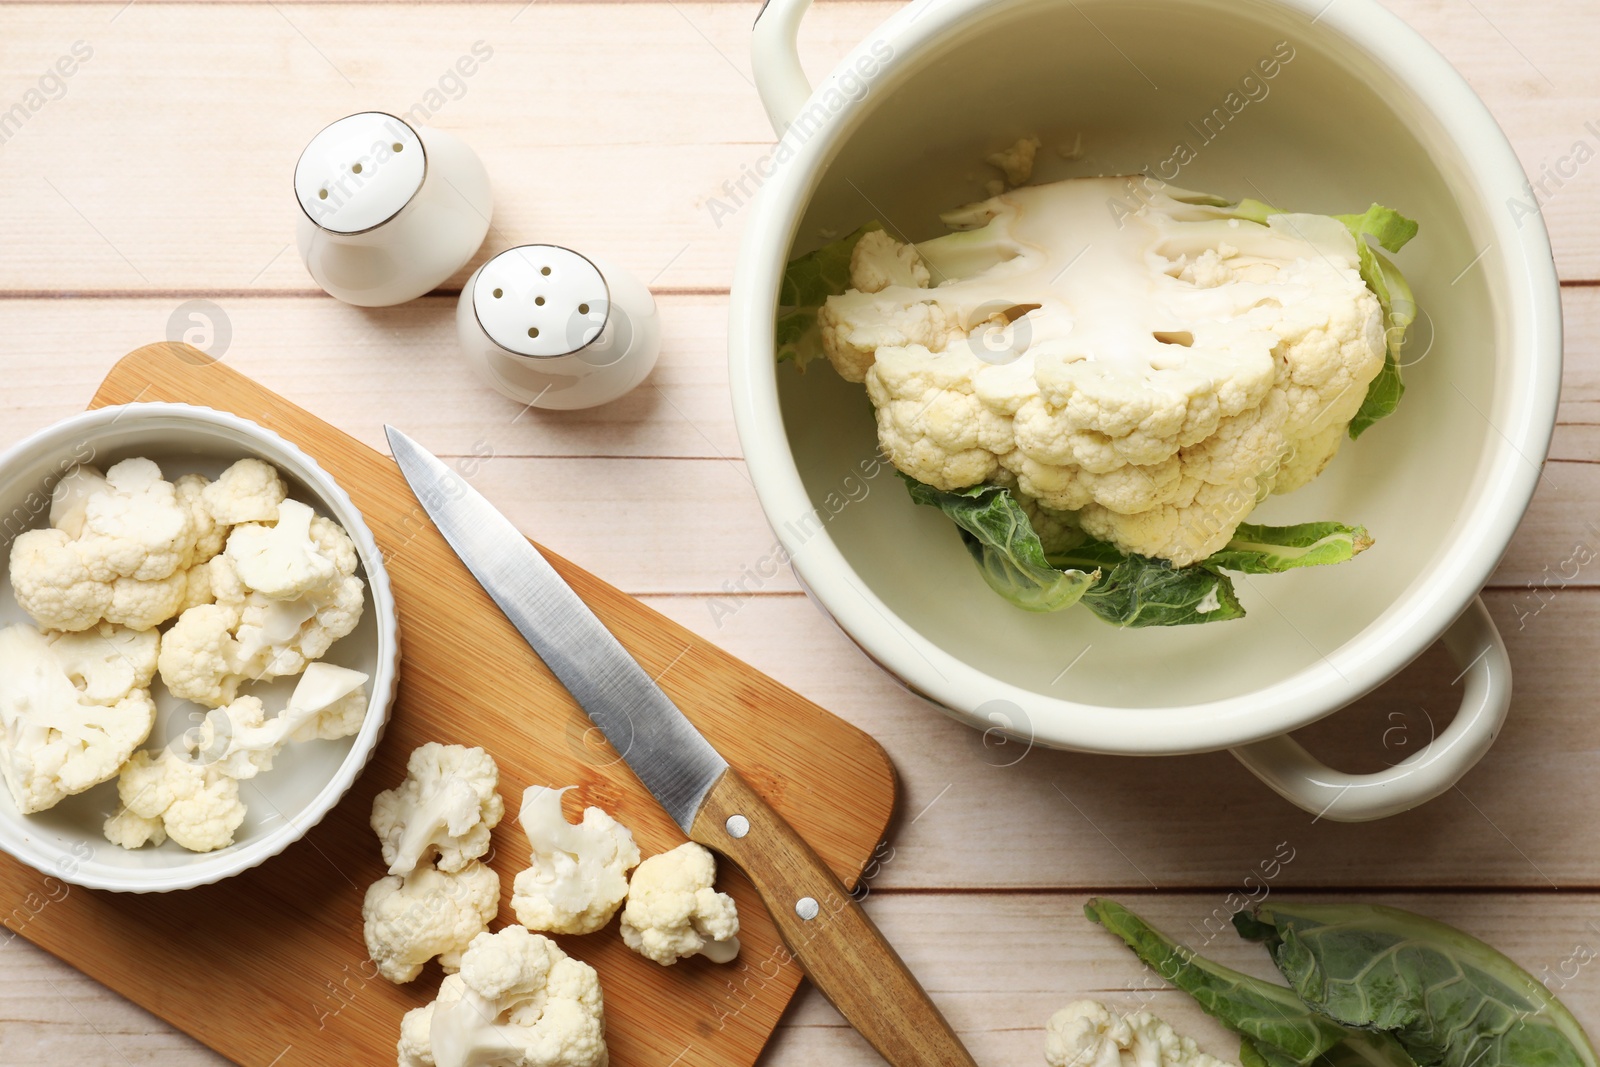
[0,343,895,1067]
[0,0,1598,1063]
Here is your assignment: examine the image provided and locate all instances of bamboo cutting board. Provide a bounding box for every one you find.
[0,342,898,1067]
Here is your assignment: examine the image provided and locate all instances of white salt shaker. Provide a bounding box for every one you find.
[456,245,661,410]
[294,111,492,307]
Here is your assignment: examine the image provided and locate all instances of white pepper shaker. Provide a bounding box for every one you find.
[456,245,661,410]
[294,111,492,307]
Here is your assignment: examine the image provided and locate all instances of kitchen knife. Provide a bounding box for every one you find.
[386,426,976,1067]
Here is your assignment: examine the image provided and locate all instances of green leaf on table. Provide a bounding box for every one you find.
[1236,903,1600,1067]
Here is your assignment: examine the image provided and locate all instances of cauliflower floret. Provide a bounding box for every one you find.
[225,499,338,600]
[619,842,740,966]
[405,925,608,1067]
[398,1002,437,1067]
[78,458,195,582]
[103,807,167,848]
[371,743,505,876]
[157,602,248,707]
[173,473,227,564]
[282,661,370,742]
[158,533,365,708]
[511,786,640,936]
[106,665,368,852]
[7,528,114,632]
[1045,1000,1237,1067]
[109,747,247,852]
[813,176,1391,565]
[362,862,501,984]
[852,228,932,293]
[0,623,157,813]
[9,458,201,632]
[986,135,1041,188]
[201,458,287,525]
[48,465,109,538]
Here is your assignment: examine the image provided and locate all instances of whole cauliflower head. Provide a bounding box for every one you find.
[0,623,158,813]
[816,177,1388,565]
[511,786,641,936]
[407,925,609,1067]
[9,459,202,632]
[1046,1001,1237,1067]
[619,842,740,966]
[362,862,501,984]
[372,743,505,876]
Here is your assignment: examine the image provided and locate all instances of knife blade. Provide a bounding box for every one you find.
[386,426,976,1067]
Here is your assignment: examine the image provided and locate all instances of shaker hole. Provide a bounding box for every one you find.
[492,288,503,299]
[392,142,403,152]
[352,163,363,174]
[318,189,328,200]
[578,303,590,314]
[535,296,545,306]
[540,266,551,276]
[527,327,540,338]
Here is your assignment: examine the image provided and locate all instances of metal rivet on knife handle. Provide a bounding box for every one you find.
[726,814,750,839]
[690,767,978,1066]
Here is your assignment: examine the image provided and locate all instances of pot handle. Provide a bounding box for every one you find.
[753,0,816,135]
[1229,597,1511,822]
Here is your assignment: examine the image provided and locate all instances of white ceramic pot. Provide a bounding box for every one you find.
[0,404,400,891]
[295,112,492,307]
[726,0,1562,820]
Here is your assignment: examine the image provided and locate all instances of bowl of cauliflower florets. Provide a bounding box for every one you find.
[0,402,399,891]
[726,0,1561,816]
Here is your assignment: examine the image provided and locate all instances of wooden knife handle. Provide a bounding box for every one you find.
[690,768,977,1067]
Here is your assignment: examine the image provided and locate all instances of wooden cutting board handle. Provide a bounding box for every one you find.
[692,768,977,1067]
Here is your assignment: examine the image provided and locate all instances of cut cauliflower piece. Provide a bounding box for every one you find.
[403,925,609,1067]
[201,458,287,526]
[371,743,505,876]
[105,665,368,852]
[109,746,246,853]
[363,862,501,984]
[9,458,201,632]
[811,176,1390,565]
[0,623,158,813]
[986,135,1041,188]
[511,786,640,936]
[78,458,196,582]
[48,465,110,538]
[224,499,338,600]
[157,524,365,708]
[620,842,740,966]
[1045,1000,1237,1067]
[7,528,114,632]
[173,473,227,564]
[103,806,167,848]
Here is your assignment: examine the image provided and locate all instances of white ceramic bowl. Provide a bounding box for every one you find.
[727,0,1562,819]
[0,403,400,891]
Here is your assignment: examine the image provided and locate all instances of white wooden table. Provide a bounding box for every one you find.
[1,1,1598,1063]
